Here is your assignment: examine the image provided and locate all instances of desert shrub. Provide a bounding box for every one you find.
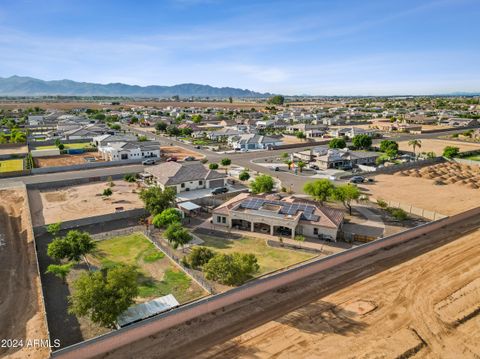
[376,198,388,208]
[387,207,408,221]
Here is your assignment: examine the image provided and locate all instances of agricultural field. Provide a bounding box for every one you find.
[360,162,480,215]
[29,180,144,226]
[195,234,316,276]
[0,158,24,172]
[86,232,206,303]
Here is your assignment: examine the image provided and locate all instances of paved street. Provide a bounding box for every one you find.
[1,125,476,192]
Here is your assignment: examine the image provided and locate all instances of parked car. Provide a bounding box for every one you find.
[349,176,365,184]
[184,156,196,161]
[309,164,319,170]
[142,159,156,165]
[211,187,228,195]
[195,145,201,149]
[166,157,178,162]
[270,166,280,171]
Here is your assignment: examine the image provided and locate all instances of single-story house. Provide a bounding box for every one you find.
[98,141,161,161]
[93,133,138,147]
[145,162,226,193]
[441,118,478,127]
[329,127,376,139]
[294,146,380,169]
[228,134,282,150]
[286,123,326,136]
[212,193,344,240]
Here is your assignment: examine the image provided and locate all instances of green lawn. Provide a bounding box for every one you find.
[35,142,94,150]
[0,159,24,172]
[88,232,206,303]
[464,155,480,161]
[192,139,214,145]
[197,235,316,276]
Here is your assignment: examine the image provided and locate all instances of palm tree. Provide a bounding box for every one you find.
[408,139,422,159]
[284,159,293,170]
[297,161,306,173]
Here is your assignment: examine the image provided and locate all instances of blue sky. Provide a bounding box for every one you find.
[0,0,479,95]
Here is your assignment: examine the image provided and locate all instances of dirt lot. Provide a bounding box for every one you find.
[360,162,480,215]
[197,224,480,359]
[161,146,204,160]
[397,138,480,154]
[0,145,28,156]
[29,180,144,226]
[33,153,103,168]
[0,187,49,359]
[0,100,268,111]
[96,202,480,359]
[280,135,313,145]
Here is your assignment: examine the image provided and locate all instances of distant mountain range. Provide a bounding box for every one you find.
[0,75,270,98]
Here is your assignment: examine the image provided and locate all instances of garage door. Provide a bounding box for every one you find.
[209,179,225,188]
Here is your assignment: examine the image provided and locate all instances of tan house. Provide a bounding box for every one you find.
[145,162,226,193]
[212,193,344,241]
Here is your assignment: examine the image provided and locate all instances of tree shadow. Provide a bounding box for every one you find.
[36,233,84,348]
[275,300,368,335]
[194,227,243,240]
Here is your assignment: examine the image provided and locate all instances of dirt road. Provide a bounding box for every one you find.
[0,188,49,359]
[97,213,480,359]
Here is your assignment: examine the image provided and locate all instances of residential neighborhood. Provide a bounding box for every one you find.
[1,1,480,358]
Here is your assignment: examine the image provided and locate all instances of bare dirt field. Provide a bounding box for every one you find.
[96,203,480,359]
[0,145,28,156]
[0,100,268,111]
[161,146,204,160]
[33,153,103,168]
[29,180,144,226]
[280,135,314,145]
[197,225,480,359]
[0,187,49,359]
[397,138,480,154]
[360,162,480,215]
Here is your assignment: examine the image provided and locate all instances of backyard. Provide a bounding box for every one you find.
[29,180,144,226]
[86,232,207,303]
[194,234,316,276]
[34,142,95,150]
[464,154,480,161]
[0,158,24,172]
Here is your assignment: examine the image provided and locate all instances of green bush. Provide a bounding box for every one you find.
[124,173,137,182]
[102,188,113,196]
[184,247,216,269]
[376,198,388,208]
[387,207,408,221]
[239,171,250,181]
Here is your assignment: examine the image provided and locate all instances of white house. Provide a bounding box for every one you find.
[228,134,283,150]
[98,141,161,161]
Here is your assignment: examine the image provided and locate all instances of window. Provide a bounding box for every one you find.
[217,216,222,223]
[222,216,226,224]
[313,228,318,235]
[181,183,185,188]
[199,180,203,185]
